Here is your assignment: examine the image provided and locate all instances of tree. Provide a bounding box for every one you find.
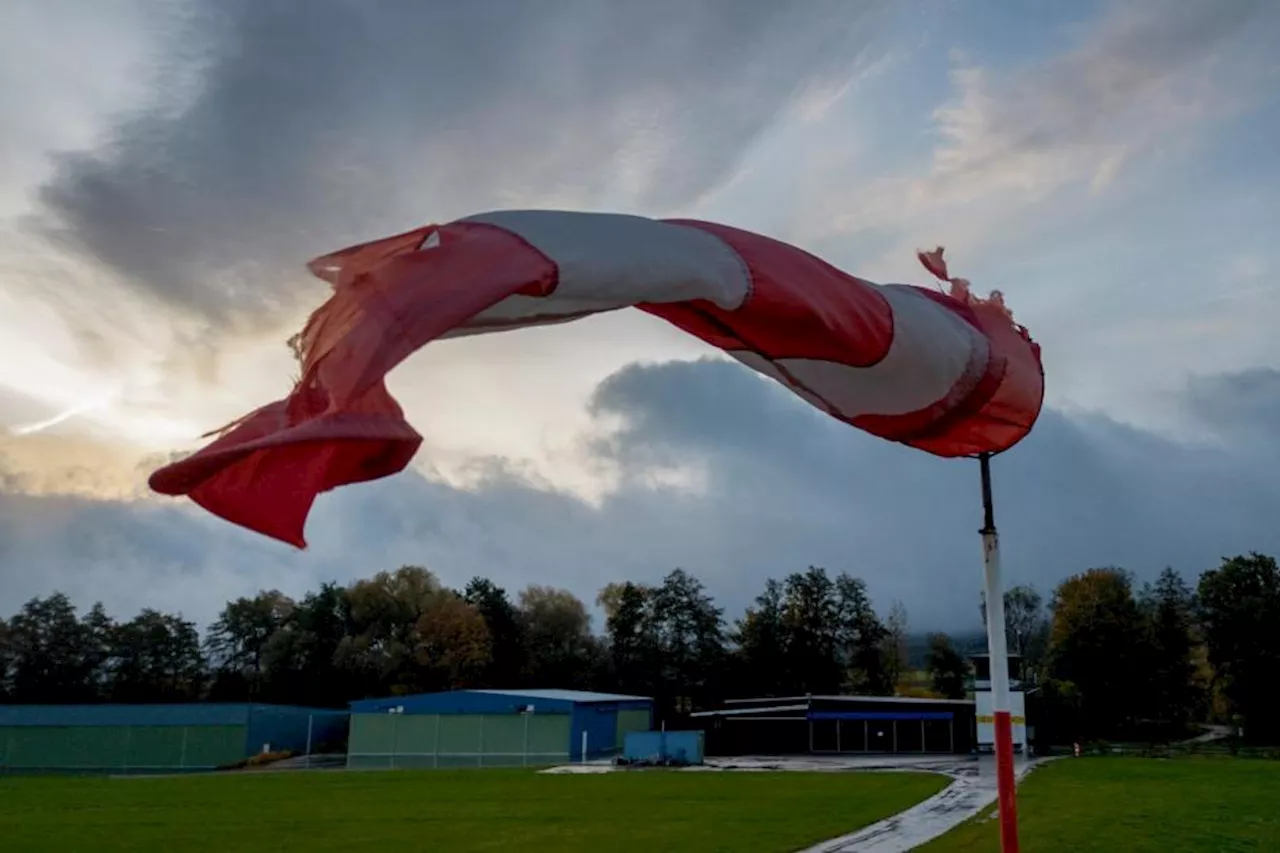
[781,567,841,694]
[604,582,658,697]
[414,594,491,690]
[258,582,353,706]
[649,569,726,712]
[835,573,891,694]
[337,566,447,696]
[106,610,206,702]
[80,603,116,699]
[518,586,600,689]
[5,593,103,703]
[881,601,909,693]
[1138,568,1202,733]
[206,590,294,697]
[0,617,12,701]
[596,582,635,624]
[1197,553,1280,742]
[980,584,1049,675]
[734,579,787,696]
[924,633,968,699]
[1046,568,1147,737]
[464,578,527,687]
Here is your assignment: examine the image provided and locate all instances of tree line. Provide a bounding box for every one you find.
[972,554,1280,745]
[1,554,1276,743]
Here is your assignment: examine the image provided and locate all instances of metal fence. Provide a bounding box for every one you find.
[0,724,246,773]
[346,712,570,770]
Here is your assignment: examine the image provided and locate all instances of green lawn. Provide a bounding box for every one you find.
[0,769,946,852]
[923,757,1280,852]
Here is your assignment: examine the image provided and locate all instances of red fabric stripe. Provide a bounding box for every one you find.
[149,222,557,547]
[646,219,894,365]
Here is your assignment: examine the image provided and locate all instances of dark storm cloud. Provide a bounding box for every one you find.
[1184,368,1280,451]
[31,0,888,329]
[4,359,1278,632]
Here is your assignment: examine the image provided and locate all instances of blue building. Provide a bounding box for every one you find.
[0,703,350,774]
[347,689,653,769]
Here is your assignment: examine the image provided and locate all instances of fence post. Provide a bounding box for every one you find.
[581,730,588,764]
[305,714,314,770]
[433,715,440,769]
[478,716,485,768]
[390,712,398,771]
[523,713,530,767]
[122,726,132,774]
[179,726,189,770]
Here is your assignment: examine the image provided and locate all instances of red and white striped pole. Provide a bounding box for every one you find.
[979,452,1020,853]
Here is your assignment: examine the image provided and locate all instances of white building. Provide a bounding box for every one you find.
[970,653,1029,754]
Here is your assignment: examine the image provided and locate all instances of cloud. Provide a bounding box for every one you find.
[3,359,1277,633]
[1184,368,1280,450]
[28,0,889,332]
[804,0,1279,265]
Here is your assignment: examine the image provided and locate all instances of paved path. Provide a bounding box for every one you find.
[797,757,1054,853]
[1177,724,1231,745]
[542,753,1056,851]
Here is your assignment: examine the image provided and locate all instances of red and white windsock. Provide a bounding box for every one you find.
[150,210,1045,546]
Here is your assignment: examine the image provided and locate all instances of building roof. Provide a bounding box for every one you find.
[0,702,345,728]
[348,688,653,714]
[690,704,808,718]
[722,694,975,707]
[470,689,651,703]
[694,694,976,718]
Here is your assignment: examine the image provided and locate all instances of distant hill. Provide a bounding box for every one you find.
[904,629,988,668]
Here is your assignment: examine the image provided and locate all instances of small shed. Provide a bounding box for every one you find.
[346,688,653,769]
[0,703,349,774]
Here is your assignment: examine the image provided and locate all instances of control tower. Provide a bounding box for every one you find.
[970,653,1028,754]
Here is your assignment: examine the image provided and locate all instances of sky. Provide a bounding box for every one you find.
[1,0,1278,634]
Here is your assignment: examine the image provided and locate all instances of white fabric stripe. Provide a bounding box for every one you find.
[441,295,617,340]
[462,210,750,310]
[728,286,987,419]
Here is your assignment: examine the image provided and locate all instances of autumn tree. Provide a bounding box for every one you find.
[1046,568,1148,737]
[337,566,469,696]
[415,594,491,690]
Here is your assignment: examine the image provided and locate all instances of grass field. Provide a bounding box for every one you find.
[923,757,1280,852]
[0,768,945,852]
